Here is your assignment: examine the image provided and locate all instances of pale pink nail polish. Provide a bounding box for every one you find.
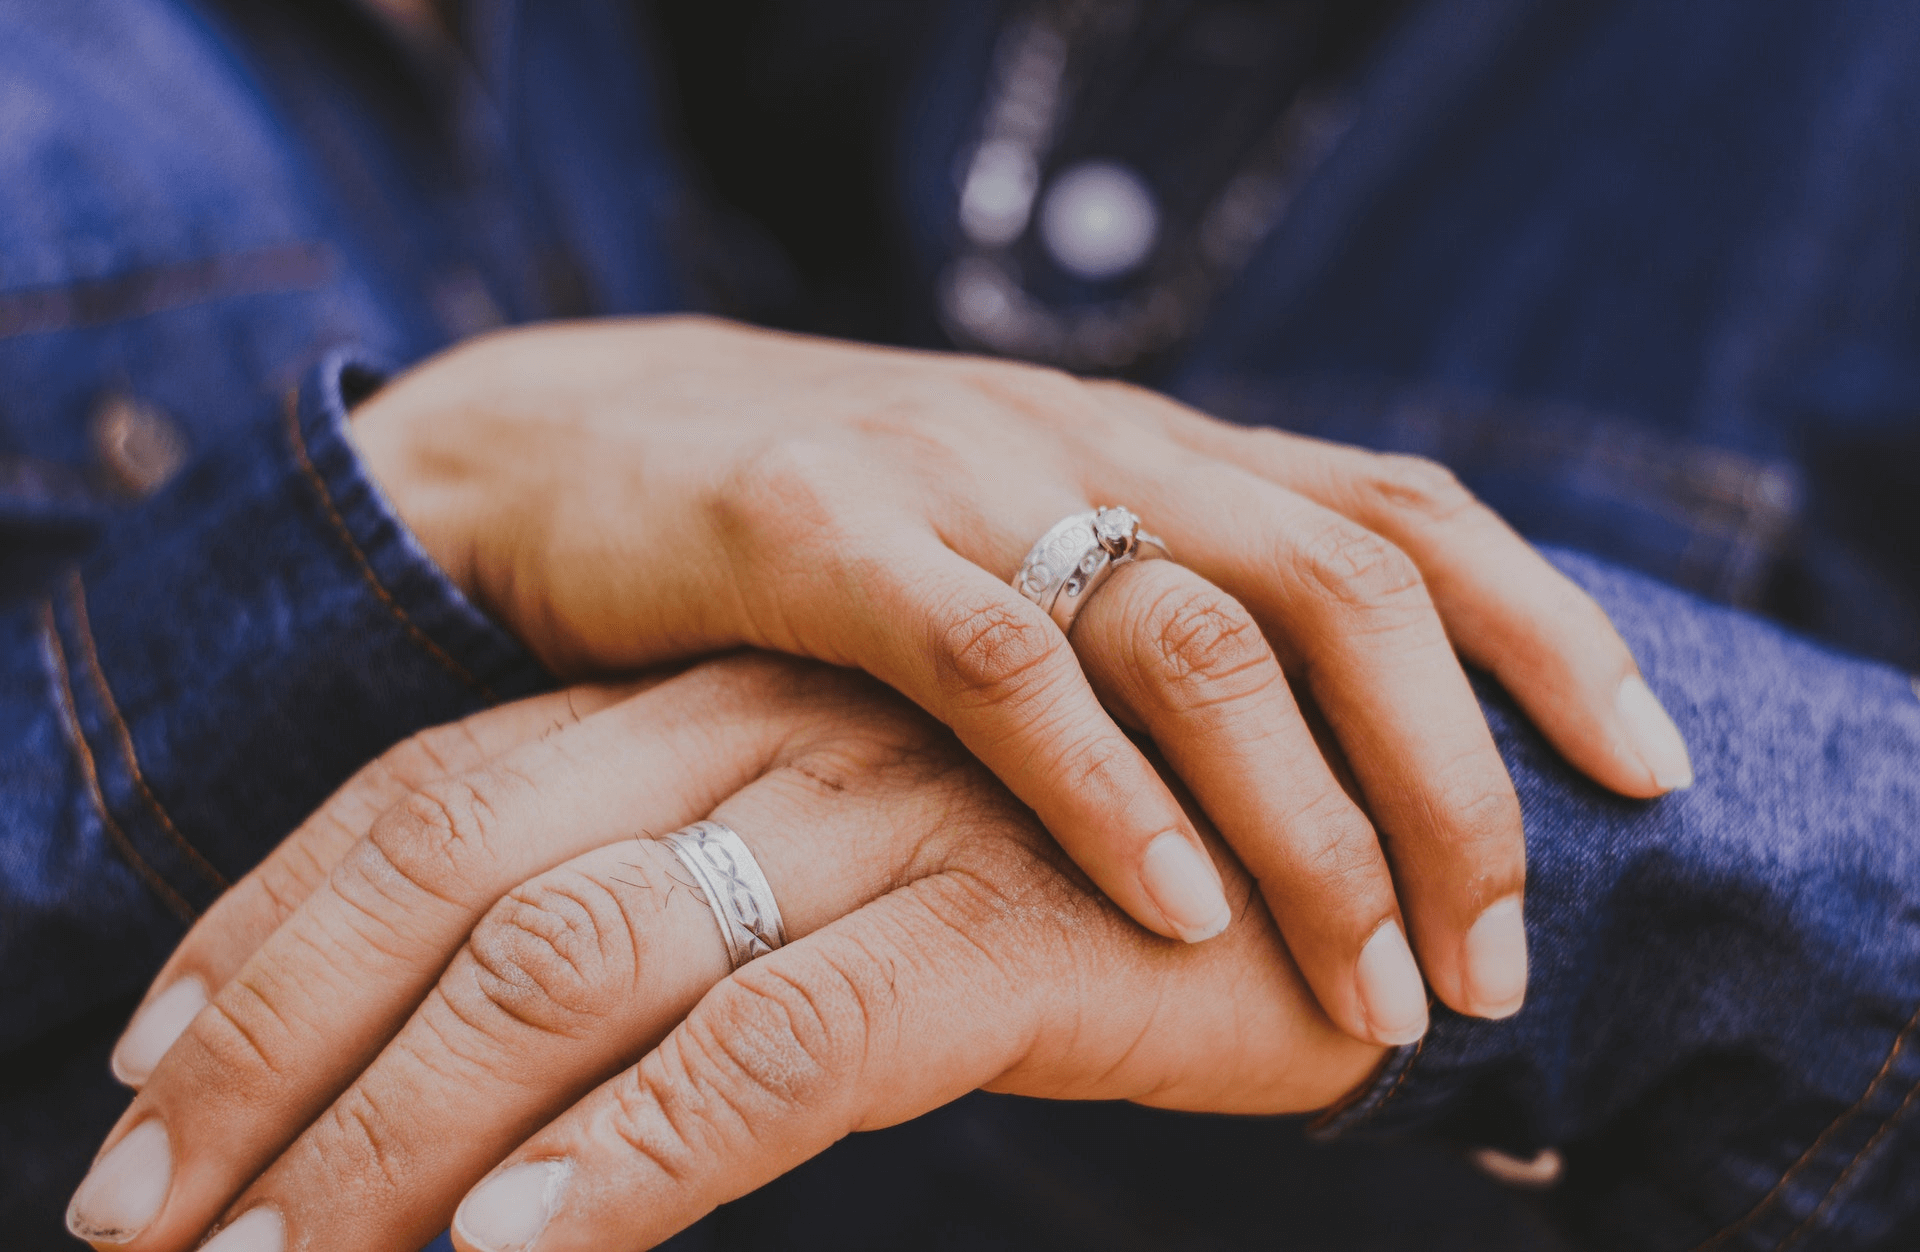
[111,976,207,1087]
[456,1159,571,1252]
[1355,920,1428,1045]
[1140,834,1232,942]
[1617,675,1694,791]
[1463,896,1528,1018]
[66,1120,171,1244]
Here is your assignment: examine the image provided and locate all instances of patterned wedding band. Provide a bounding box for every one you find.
[659,819,789,970]
[1013,506,1170,634]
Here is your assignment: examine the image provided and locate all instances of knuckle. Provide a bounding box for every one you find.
[1053,728,1136,800]
[393,719,488,780]
[711,435,857,559]
[309,1082,411,1194]
[1293,519,1426,613]
[1290,812,1388,889]
[595,1067,699,1186]
[693,962,850,1107]
[1367,454,1479,525]
[357,774,511,905]
[187,987,294,1086]
[931,592,1069,711]
[965,360,1090,424]
[1137,582,1272,692]
[599,954,875,1170]
[462,873,637,1038]
[1430,767,1524,855]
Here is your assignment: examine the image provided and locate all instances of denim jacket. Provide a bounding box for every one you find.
[2,2,1917,1250]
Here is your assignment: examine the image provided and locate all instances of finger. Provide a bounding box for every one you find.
[69,657,831,1252]
[1108,457,1527,1021]
[173,691,985,1252]
[1068,556,1427,1047]
[748,523,1232,947]
[110,685,634,1089]
[448,850,1381,1252]
[448,886,1040,1252]
[1102,382,1691,796]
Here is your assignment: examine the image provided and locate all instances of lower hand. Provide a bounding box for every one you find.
[71,655,1382,1252]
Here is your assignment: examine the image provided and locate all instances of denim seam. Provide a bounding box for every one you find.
[40,596,198,924]
[1692,999,1920,1251]
[1775,1044,1920,1251]
[0,241,336,341]
[64,570,230,895]
[1370,1034,1426,1118]
[282,388,497,702]
[1308,1034,1428,1136]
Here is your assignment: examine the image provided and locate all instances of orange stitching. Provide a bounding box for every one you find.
[1692,999,1920,1251]
[64,570,229,893]
[1776,1072,1920,1251]
[282,389,496,702]
[1308,1032,1428,1134]
[1374,1033,1426,1114]
[41,598,197,924]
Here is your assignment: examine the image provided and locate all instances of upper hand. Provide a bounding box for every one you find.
[349,316,1691,1040]
[72,656,1382,1252]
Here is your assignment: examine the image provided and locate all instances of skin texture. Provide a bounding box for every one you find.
[345,315,1689,1039]
[75,656,1383,1252]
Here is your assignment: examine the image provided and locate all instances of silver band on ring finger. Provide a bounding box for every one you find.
[1013,506,1170,634]
[659,819,789,970]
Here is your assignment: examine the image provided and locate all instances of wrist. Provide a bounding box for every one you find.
[343,379,489,609]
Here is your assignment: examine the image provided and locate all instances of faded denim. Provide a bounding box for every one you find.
[1,2,1917,1251]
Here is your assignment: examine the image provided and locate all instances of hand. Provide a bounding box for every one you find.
[350,315,1692,1037]
[70,656,1383,1252]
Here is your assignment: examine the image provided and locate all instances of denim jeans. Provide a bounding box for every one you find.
[2,2,1917,1249]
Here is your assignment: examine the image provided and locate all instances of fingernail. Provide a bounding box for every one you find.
[1617,675,1693,791]
[111,976,208,1087]
[456,1159,572,1252]
[67,1119,171,1244]
[201,1208,285,1252]
[1355,920,1428,1045]
[1140,833,1232,943]
[1463,896,1528,1018]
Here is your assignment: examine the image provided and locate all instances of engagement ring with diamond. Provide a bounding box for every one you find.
[1013,506,1169,633]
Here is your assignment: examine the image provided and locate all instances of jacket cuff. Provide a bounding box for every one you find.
[1305,549,1920,1249]
[45,350,551,918]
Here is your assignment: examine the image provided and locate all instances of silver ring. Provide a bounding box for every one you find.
[1013,506,1169,634]
[659,820,788,970]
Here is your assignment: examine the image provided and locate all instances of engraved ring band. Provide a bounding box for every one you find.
[1013,505,1170,634]
[658,820,789,971]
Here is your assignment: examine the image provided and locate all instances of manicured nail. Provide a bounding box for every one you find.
[111,976,208,1087]
[201,1207,285,1252]
[1355,920,1428,1045]
[1463,896,1528,1018]
[456,1159,571,1252]
[1140,833,1232,942]
[1617,675,1693,791]
[67,1119,171,1244]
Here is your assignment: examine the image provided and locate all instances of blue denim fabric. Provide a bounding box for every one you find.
[4,2,1920,1251]
[0,0,682,1244]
